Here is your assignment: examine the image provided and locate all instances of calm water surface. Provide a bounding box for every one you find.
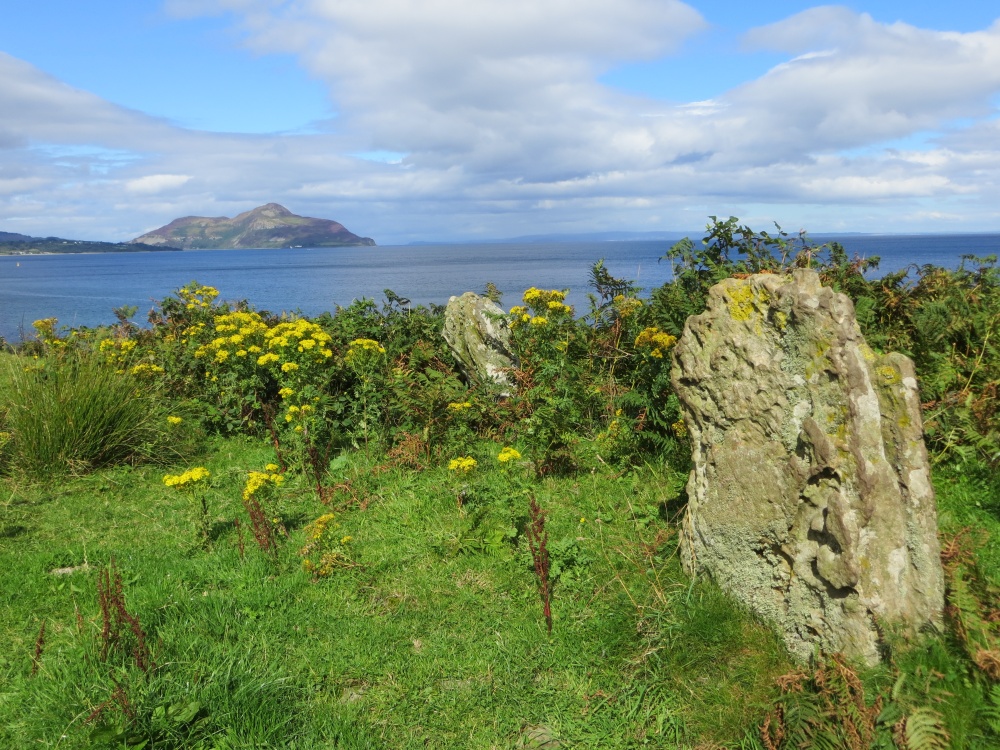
[2,235,998,341]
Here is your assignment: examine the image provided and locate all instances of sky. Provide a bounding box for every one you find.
[1,1,999,245]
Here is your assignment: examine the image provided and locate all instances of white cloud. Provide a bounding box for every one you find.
[125,174,193,193]
[3,6,1000,240]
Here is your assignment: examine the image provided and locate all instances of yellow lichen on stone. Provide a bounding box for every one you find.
[773,310,788,331]
[876,364,901,385]
[727,283,770,322]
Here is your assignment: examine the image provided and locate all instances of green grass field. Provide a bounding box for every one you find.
[2,434,998,748]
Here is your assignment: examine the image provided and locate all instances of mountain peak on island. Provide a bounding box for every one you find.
[251,203,293,216]
[130,204,375,249]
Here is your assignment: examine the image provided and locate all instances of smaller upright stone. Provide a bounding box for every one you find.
[442,292,519,395]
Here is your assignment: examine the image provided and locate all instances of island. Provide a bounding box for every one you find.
[129,203,376,249]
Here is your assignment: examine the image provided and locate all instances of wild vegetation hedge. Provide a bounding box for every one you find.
[4,216,996,477]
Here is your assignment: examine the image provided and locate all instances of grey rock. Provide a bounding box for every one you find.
[442,292,519,395]
[671,270,944,664]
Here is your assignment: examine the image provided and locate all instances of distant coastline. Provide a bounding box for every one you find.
[0,239,182,256]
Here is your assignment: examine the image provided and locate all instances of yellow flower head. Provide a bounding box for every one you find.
[281,361,299,372]
[612,295,643,318]
[167,416,183,425]
[448,456,478,473]
[497,446,522,463]
[634,327,677,359]
[522,287,567,310]
[346,338,386,361]
[447,401,472,412]
[130,363,165,377]
[163,466,210,488]
[257,352,279,366]
[243,470,285,501]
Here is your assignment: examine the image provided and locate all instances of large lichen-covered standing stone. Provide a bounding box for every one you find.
[442,292,519,395]
[671,270,943,664]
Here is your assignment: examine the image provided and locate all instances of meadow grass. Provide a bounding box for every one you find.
[3,435,998,748]
[0,353,192,479]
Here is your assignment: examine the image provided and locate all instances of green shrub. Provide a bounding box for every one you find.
[0,353,192,478]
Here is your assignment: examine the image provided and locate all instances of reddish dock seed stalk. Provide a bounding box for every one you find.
[526,497,553,633]
[31,619,46,676]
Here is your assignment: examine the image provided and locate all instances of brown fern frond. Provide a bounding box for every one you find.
[973,649,1000,679]
[774,670,808,694]
[760,708,784,750]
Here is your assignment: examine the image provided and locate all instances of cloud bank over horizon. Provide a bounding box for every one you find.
[1,2,1000,243]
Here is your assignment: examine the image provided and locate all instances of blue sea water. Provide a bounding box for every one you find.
[1,234,998,342]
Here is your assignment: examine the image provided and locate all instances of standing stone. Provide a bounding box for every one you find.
[442,292,519,396]
[671,270,943,664]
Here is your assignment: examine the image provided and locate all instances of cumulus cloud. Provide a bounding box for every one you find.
[2,5,1000,240]
[125,174,193,193]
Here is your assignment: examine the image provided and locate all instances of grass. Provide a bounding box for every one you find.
[0,354,195,479]
[1,435,998,748]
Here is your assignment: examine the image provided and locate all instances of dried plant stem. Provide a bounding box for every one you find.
[526,497,553,633]
[31,619,46,676]
[97,558,152,672]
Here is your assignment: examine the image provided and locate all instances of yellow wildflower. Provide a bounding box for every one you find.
[497,446,521,463]
[163,467,210,488]
[130,363,165,376]
[448,456,478,473]
[634,327,677,359]
[257,352,279,366]
[612,295,643,318]
[167,416,183,426]
[242,470,284,501]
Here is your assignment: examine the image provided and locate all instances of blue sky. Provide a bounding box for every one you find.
[1,1,999,243]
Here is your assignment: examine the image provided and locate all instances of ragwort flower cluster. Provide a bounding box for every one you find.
[510,287,572,329]
[634,327,677,359]
[261,318,336,438]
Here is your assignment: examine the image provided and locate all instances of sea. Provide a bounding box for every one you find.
[1,234,999,342]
